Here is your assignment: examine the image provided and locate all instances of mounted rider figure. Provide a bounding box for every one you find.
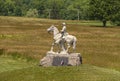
[61,22,68,39]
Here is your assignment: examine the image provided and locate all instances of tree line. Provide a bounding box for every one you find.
[0,0,120,27]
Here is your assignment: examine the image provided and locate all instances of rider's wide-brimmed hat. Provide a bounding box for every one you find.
[62,22,66,25]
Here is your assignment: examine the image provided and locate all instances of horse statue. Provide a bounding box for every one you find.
[47,25,77,53]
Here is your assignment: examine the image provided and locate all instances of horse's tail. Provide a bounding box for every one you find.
[73,36,77,51]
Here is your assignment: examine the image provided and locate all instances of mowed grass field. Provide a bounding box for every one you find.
[0,16,120,81]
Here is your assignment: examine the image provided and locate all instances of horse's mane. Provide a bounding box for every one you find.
[53,26,59,34]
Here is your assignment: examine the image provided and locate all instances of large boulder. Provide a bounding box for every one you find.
[40,51,82,67]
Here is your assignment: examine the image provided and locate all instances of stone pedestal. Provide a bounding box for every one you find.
[40,51,82,67]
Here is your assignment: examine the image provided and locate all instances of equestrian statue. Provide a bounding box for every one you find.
[47,23,77,54]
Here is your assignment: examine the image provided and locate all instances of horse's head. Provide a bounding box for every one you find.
[47,25,55,33]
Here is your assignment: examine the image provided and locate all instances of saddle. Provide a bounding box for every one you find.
[61,32,69,39]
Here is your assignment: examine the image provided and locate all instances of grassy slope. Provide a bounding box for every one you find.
[0,16,120,81]
[0,63,120,81]
[0,56,34,73]
[0,56,120,81]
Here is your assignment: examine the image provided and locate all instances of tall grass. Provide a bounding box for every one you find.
[0,16,120,71]
[0,16,120,81]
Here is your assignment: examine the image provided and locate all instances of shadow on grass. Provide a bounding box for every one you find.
[0,48,6,56]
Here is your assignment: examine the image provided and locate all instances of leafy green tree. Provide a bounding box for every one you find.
[73,0,89,20]
[31,0,46,18]
[14,6,22,16]
[0,0,15,16]
[26,9,38,17]
[0,0,93,21]
[110,0,120,26]
[111,12,120,26]
[4,0,15,16]
[0,0,5,15]
[64,5,78,20]
[89,0,120,27]
[46,0,64,19]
